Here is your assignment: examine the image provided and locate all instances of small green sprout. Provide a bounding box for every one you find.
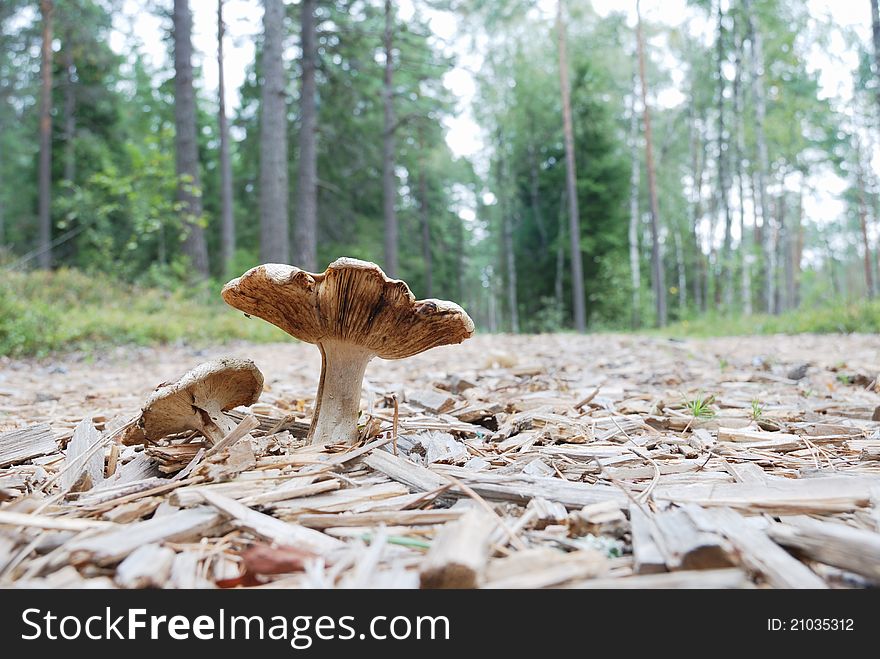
[684,393,716,419]
[750,399,765,421]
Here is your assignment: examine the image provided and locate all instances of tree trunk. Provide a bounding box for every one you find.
[456,214,464,301]
[295,0,318,271]
[259,0,289,264]
[780,191,793,311]
[487,273,498,334]
[555,188,565,308]
[37,0,54,270]
[689,104,703,312]
[218,0,235,275]
[871,0,880,120]
[716,1,733,309]
[856,143,874,298]
[556,0,586,332]
[496,131,519,333]
[791,183,803,308]
[527,133,548,250]
[745,0,771,312]
[636,0,666,326]
[673,226,686,312]
[382,0,398,277]
[504,212,519,333]
[62,27,75,186]
[822,235,839,297]
[733,14,751,315]
[173,0,210,277]
[418,134,433,297]
[628,80,642,328]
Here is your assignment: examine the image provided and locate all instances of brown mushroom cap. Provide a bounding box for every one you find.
[221,258,474,359]
[139,358,264,441]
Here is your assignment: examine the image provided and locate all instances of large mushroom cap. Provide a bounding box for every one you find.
[140,358,264,441]
[221,258,475,359]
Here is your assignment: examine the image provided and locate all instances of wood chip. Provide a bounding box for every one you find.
[67,506,224,566]
[61,418,105,493]
[420,509,494,588]
[0,424,57,468]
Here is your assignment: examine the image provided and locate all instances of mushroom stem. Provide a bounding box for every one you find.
[309,340,374,445]
[196,400,237,446]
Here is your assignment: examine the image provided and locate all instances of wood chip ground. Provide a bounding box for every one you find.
[1,334,879,588]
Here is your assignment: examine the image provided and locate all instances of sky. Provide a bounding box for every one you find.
[111,0,877,240]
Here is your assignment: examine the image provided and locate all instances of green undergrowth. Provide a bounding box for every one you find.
[659,301,880,338]
[0,268,287,357]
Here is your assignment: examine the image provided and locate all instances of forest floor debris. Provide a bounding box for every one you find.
[1,333,880,588]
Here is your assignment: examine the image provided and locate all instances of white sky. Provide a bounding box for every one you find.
[111,0,877,239]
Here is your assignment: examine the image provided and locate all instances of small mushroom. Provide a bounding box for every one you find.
[139,358,264,445]
[222,258,474,445]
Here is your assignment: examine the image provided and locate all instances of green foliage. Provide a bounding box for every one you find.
[750,399,765,420]
[0,269,287,357]
[684,393,716,419]
[663,300,880,336]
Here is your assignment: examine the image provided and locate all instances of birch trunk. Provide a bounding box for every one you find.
[636,0,667,326]
[556,0,586,332]
[745,0,772,312]
[629,83,642,328]
[716,1,733,309]
[733,14,751,314]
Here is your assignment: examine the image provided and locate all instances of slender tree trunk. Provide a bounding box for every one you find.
[496,131,519,333]
[382,0,398,277]
[295,0,318,271]
[791,183,803,308]
[555,188,565,308]
[871,0,880,120]
[769,175,784,312]
[699,127,711,312]
[418,134,432,297]
[689,104,702,313]
[716,0,733,309]
[173,0,210,276]
[556,0,586,332]
[780,192,793,311]
[487,272,498,333]
[62,28,75,186]
[671,225,686,312]
[745,0,771,312]
[628,83,642,328]
[527,133,548,250]
[824,236,839,297]
[856,143,874,298]
[37,0,54,270]
[218,0,235,275]
[733,15,751,315]
[636,0,666,326]
[456,213,464,300]
[504,212,519,332]
[259,0,289,263]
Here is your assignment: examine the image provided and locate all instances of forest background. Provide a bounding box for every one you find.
[2,0,880,356]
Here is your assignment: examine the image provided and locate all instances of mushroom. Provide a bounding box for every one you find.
[221,258,474,445]
[139,358,264,445]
